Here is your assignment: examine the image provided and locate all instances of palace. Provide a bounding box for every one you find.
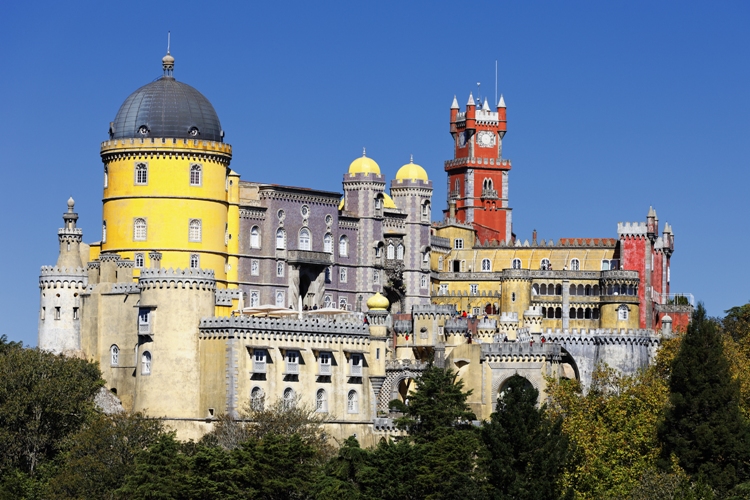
[38,52,692,444]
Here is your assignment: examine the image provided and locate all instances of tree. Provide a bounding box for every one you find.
[482,375,571,500]
[115,433,191,499]
[389,364,476,442]
[658,303,750,494]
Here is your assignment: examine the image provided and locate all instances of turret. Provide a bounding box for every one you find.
[465,92,476,130]
[646,206,658,242]
[57,198,84,269]
[449,96,459,133]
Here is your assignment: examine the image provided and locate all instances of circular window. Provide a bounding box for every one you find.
[325,214,333,225]
[138,125,149,136]
[277,209,285,220]
[301,205,310,218]
[188,126,200,137]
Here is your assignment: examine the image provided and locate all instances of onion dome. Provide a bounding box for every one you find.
[382,193,397,209]
[395,156,428,182]
[348,148,381,175]
[109,52,224,142]
[366,292,389,311]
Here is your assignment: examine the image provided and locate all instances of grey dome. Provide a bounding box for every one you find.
[110,76,223,142]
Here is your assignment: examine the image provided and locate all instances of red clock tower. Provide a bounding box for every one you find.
[446,93,511,244]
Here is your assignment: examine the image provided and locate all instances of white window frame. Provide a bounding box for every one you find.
[420,275,428,288]
[470,284,478,295]
[134,162,148,185]
[601,260,610,271]
[285,351,299,375]
[253,349,267,373]
[276,228,286,250]
[454,239,464,249]
[374,269,380,284]
[350,354,363,377]
[318,352,332,376]
[188,219,202,242]
[249,290,260,307]
[103,166,108,188]
[511,258,521,269]
[481,258,491,272]
[324,233,333,253]
[540,258,550,271]
[189,253,200,269]
[110,345,119,366]
[347,390,359,413]
[340,268,347,283]
[338,297,347,310]
[102,221,107,243]
[438,256,443,271]
[316,389,328,412]
[618,305,629,321]
[189,163,202,186]
[396,244,404,260]
[298,228,311,251]
[133,218,147,241]
[250,387,264,411]
[275,290,285,307]
[138,308,151,334]
[323,295,332,308]
[141,351,151,375]
[276,261,285,277]
[283,387,295,409]
[387,243,395,259]
[570,258,580,271]
[339,235,349,257]
[439,284,448,295]
[250,226,261,249]
[134,253,144,268]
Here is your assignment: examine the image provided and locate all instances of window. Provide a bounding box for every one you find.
[251,259,259,276]
[134,162,148,185]
[250,226,260,249]
[138,308,151,334]
[601,260,610,271]
[470,284,478,295]
[340,268,347,283]
[103,166,108,188]
[110,345,119,366]
[439,284,448,295]
[141,351,151,375]
[438,256,443,271]
[421,201,430,219]
[54,307,61,320]
[420,275,428,288]
[250,387,264,411]
[275,290,285,307]
[618,305,629,321]
[190,164,202,186]
[135,253,144,268]
[253,350,267,373]
[324,233,333,253]
[276,228,286,250]
[511,292,516,302]
[481,259,491,271]
[102,221,107,243]
[225,223,229,245]
[375,197,382,211]
[316,389,328,412]
[387,243,395,259]
[323,295,332,308]
[249,291,259,307]
[319,352,331,375]
[350,354,363,377]
[325,267,331,283]
[73,307,79,320]
[473,307,481,316]
[339,235,349,257]
[276,261,285,277]
[396,244,404,260]
[285,351,299,374]
[540,259,550,271]
[190,254,200,269]
[277,209,285,220]
[454,239,464,249]
[570,259,580,271]
[339,297,347,310]
[301,205,310,218]
[40,307,45,320]
[133,218,147,241]
[347,390,359,413]
[187,219,201,242]
[374,270,380,284]
[283,388,295,409]
[511,258,521,269]
[298,228,311,250]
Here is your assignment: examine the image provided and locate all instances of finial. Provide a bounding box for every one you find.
[482,98,490,111]
[450,95,459,109]
[467,92,475,106]
[167,31,171,55]
[162,32,175,78]
[67,197,75,212]
[410,154,413,163]
[362,147,366,157]
[498,94,506,108]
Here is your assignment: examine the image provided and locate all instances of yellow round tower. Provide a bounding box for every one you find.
[99,52,237,286]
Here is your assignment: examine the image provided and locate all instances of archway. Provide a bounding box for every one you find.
[559,347,580,381]
[497,375,536,405]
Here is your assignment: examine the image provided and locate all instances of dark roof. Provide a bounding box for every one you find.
[110,76,223,142]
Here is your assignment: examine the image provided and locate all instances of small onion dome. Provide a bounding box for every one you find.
[162,52,175,65]
[67,197,75,209]
[382,193,397,209]
[348,149,381,175]
[367,292,389,311]
[395,157,428,182]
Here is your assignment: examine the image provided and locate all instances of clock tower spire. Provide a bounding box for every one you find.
[445,93,511,244]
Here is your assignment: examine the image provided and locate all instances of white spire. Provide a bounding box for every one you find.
[482,98,490,111]
[498,94,506,108]
[450,95,459,109]
[467,92,475,106]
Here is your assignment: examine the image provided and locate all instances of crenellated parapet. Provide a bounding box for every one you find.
[412,303,456,319]
[108,282,140,294]
[138,268,216,291]
[100,137,233,166]
[39,266,87,289]
[542,328,660,346]
[444,318,468,334]
[617,221,648,239]
[480,342,561,363]
[198,316,370,342]
[215,288,242,306]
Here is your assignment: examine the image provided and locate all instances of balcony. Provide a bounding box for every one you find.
[350,363,363,377]
[253,360,266,374]
[318,363,332,376]
[286,250,333,266]
[284,362,299,375]
[481,189,498,199]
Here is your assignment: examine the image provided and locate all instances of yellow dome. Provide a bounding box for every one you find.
[339,197,344,211]
[382,193,397,209]
[366,292,389,311]
[348,150,381,175]
[395,158,428,181]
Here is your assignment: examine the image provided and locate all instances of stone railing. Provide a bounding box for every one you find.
[199,315,370,337]
[139,268,216,291]
[481,341,561,361]
[385,359,429,371]
[286,250,333,266]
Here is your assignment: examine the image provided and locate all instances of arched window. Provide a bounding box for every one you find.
[324,233,333,253]
[421,201,430,220]
[618,305,629,321]
[511,258,521,269]
[110,345,119,366]
[134,162,148,185]
[339,235,349,257]
[275,290,285,307]
[570,258,580,271]
[133,218,147,241]
[387,243,395,259]
[420,275,428,288]
[540,284,547,295]
[283,388,295,409]
[276,228,286,250]
[347,390,359,413]
[250,387,264,411]
[325,267,331,283]
[396,244,404,260]
[454,179,460,192]
[141,351,151,375]
[555,284,562,295]
[189,219,201,242]
[481,259,491,271]
[276,261,284,277]
[102,221,107,243]
[190,254,199,269]
[373,270,380,284]
[190,164,202,186]
[298,228,311,250]
[249,290,259,307]
[540,259,550,270]
[316,389,327,412]
[103,166,108,188]
[250,226,260,248]
[570,284,577,295]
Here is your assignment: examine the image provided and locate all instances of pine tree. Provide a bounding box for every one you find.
[658,304,750,494]
[482,375,571,500]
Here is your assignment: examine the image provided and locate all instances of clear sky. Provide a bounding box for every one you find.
[1,1,748,346]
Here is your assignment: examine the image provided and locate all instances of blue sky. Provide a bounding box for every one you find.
[1,1,748,346]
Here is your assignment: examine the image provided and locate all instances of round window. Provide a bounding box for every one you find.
[325,214,333,225]
[277,209,285,220]
[301,205,310,218]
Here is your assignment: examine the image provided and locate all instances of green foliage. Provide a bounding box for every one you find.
[658,303,750,495]
[482,375,571,500]
[389,364,476,442]
[115,433,191,499]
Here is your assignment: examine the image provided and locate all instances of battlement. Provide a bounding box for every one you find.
[215,288,243,306]
[477,318,497,330]
[100,137,232,155]
[39,266,87,289]
[138,267,216,291]
[480,342,561,362]
[444,318,468,333]
[198,315,370,338]
[40,266,87,276]
[499,312,518,322]
[412,304,456,317]
[385,359,429,371]
[58,228,82,235]
[444,157,511,169]
[617,221,647,237]
[106,282,140,294]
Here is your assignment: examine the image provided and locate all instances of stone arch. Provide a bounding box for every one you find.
[492,372,541,410]
[559,347,581,381]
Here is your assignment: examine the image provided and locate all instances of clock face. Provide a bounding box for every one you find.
[477,131,496,148]
[458,131,467,148]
